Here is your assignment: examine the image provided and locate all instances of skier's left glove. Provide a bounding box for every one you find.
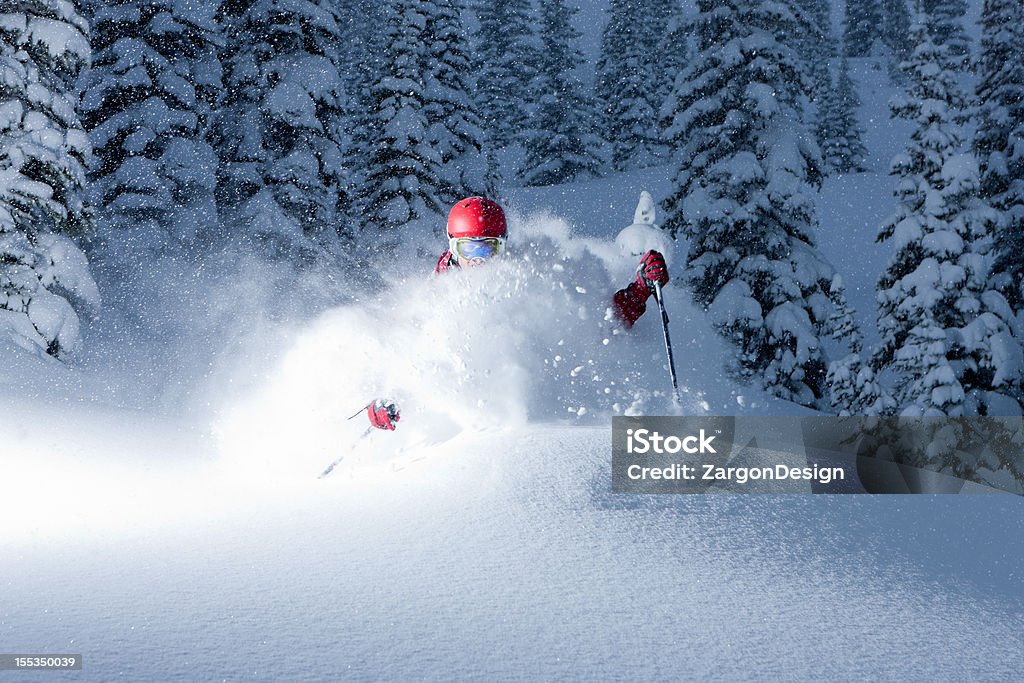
[635,250,669,297]
[367,399,401,430]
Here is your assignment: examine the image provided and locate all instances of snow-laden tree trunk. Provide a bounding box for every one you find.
[0,0,99,357]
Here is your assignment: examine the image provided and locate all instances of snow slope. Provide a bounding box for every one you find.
[3,52,1024,680]
[3,422,1023,680]
[3,196,1022,680]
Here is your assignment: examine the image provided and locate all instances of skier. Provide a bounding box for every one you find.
[436,196,669,328]
[356,197,670,435]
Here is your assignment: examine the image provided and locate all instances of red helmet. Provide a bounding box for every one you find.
[447,197,507,239]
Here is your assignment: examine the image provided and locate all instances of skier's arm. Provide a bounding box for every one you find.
[613,282,650,328]
[434,249,456,274]
[612,250,668,329]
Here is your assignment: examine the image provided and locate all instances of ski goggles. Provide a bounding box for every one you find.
[450,236,505,261]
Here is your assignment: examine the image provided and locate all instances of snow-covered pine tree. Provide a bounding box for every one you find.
[594,0,660,170]
[975,0,1024,309]
[0,0,100,357]
[472,0,538,149]
[874,15,1020,416]
[423,0,491,201]
[647,0,689,157]
[518,0,604,186]
[80,0,222,264]
[826,278,893,415]
[816,59,868,174]
[922,0,970,64]
[333,1,386,96]
[874,16,964,415]
[798,0,832,52]
[794,0,834,106]
[360,0,445,236]
[214,0,349,260]
[662,0,839,407]
[843,0,883,57]
[336,2,388,220]
[810,1,837,43]
[880,0,912,68]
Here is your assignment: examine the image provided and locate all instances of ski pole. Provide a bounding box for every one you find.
[652,282,681,404]
[347,403,369,420]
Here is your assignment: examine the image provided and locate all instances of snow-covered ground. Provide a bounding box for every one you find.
[4,422,1023,679]
[3,56,1023,681]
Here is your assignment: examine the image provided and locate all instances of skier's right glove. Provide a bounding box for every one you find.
[367,399,401,431]
[635,250,669,297]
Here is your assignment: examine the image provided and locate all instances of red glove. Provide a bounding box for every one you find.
[367,399,400,430]
[635,250,669,297]
[613,250,670,328]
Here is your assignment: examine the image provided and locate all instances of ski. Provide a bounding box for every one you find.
[318,426,374,479]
